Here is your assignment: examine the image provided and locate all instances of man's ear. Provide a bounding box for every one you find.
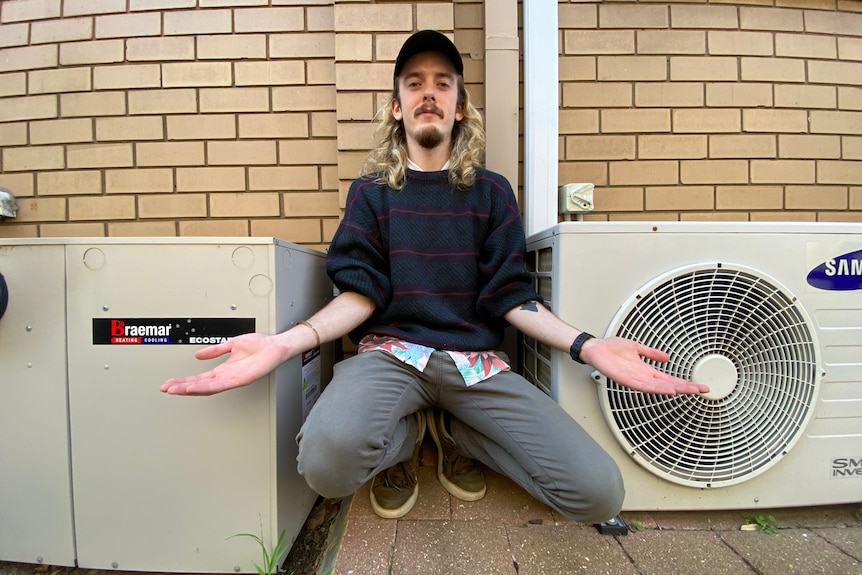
[455,104,464,122]
[391,98,403,121]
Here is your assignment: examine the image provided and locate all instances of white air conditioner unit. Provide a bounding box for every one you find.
[522,222,862,511]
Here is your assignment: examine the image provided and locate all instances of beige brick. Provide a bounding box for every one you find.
[307,5,334,32]
[709,134,776,158]
[809,61,862,87]
[166,114,236,140]
[96,116,164,141]
[13,197,66,223]
[40,222,107,236]
[138,193,205,219]
[336,34,372,63]
[671,57,738,81]
[852,186,862,209]
[126,37,195,62]
[238,113,307,139]
[30,118,92,144]
[31,16,92,44]
[563,30,634,55]
[0,224,38,238]
[94,64,161,90]
[200,88,269,113]
[334,4,412,32]
[601,109,670,133]
[559,57,596,82]
[636,30,704,55]
[282,191,340,217]
[336,122,374,152]
[162,62,231,88]
[60,39,124,65]
[741,57,805,82]
[639,135,707,159]
[560,110,600,136]
[178,219,248,237]
[0,122,27,146]
[273,86,336,112]
[278,139,337,165]
[740,7,803,32]
[785,185,847,209]
[708,31,773,56]
[61,91,126,117]
[671,5,739,29]
[136,142,205,167]
[334,62,392,91]
[592,187,643,212]
[774,84,836,109]
[29,67,91,93]
[63,0,125,17]
[235,61,304,86]
[128,89,197,115]
[609,160,678,185]
[646,186,714,211]
[234,7,303,33]
[673,109,741,133]
[706,83,772,107]
[561,162,611,189]
[176,167,246,192]
[559,3,598,29]
[163,9,231,35]
[775,33,837,59]
[0,72,26,97]
[210,192,279,218]
[680,212,748,222]
[596,56,667,81]
[810,111,862,135]
[681,160,748,184]
[108,221,177,237]
[207,141,276,166]
[37,170,101,195]
[95,12,161,39]
[250,218,321,244]
[197,34,267,60]
[129,0,195,10]
[562,82,631,108]
[0,23,29,48]
[249,166,318,190]
[270,32,334,59]
[67,143,133,168]
[804,9,862,38]
[778,135,841,159]
[565,135,635,160]
[69,195,136,221]
[0,94,56,121]
[337,152,366,182]
[1,0,60,22]
[3,145,64,171]
[751,160,815,183]
[416,3,453,30]
[0,172,34,197]
[307,60,334,86]
[716,185,784,209]
[845,137,862,160]
[838,37,862,62]
[816,211,862,223]
[336,93,374,122]
[0,44,57,72]
[106,168,173,194]
[198,0,267,5]
[600,4,668,28]
[635,82,703,107]
[743,109,808,133]
[817,161,862,185]
[320,164,337,190]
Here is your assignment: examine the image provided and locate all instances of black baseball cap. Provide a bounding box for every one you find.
[394,30,464,78]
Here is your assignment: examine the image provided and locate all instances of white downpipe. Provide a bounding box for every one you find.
[523,1,559,236]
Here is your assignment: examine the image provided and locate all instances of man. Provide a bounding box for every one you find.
[162,30,707,522]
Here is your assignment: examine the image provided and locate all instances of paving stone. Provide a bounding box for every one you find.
[392,520,514,575]
[619,529,757,575]
[721,529,862,575]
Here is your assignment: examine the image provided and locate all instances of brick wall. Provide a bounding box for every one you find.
[559,0,862,222]
[0,1,860,244]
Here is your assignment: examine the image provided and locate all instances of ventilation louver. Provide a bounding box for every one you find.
[601,263,820,488]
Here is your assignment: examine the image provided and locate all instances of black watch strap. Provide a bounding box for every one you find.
[569,332,594,364]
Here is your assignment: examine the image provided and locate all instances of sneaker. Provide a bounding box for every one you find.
[426,408,486,501]
[369,410,426,519]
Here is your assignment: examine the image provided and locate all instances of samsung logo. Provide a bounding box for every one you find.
[807,249,862,291]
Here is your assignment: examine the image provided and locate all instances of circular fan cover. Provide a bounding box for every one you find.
[601,263,820,488]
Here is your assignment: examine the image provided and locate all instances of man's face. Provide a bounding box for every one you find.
[392,51,464,152]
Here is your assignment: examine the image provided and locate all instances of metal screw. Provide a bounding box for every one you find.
[230,304,237,310]
[26,325,32,332]
[102,305,109,311]
[234,566,241,573]
[36,557,43,564]
[112,562,119,569]
[104,365,110,370]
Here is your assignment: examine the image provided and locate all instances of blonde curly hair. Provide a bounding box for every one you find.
[361,76,485,190]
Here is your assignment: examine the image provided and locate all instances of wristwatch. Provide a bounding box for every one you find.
[569,332,594,364]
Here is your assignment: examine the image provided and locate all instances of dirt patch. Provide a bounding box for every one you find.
[281,497,343,575]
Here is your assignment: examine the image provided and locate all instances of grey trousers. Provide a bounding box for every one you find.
[296,350,624,523]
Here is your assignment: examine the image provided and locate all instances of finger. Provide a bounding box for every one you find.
[193,341,233,360]
[637,344,670,363]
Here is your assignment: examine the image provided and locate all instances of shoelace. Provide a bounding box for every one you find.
[378,462,415,490]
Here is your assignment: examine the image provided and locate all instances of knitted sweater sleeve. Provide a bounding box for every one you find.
[475,172,542,321]
[325,178,391,311]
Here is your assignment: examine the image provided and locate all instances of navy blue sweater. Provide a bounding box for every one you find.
[326,168,541,351]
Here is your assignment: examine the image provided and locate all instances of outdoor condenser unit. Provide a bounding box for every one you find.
[522,222,862,511]
[0,237,334,572]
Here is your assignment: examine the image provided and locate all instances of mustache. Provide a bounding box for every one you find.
[415,104,443,118]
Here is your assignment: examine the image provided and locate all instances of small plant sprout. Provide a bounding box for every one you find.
[229,516,291,575]
[743,513,783,534]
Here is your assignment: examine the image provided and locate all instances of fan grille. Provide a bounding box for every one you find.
[601,264,820,488]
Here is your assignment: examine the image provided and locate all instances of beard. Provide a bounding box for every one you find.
[414,125,445,149]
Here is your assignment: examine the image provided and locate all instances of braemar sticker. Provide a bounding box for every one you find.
[93,318,255,345]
